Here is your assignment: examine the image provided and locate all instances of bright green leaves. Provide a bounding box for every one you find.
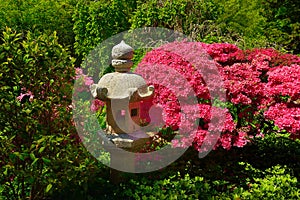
[127,0,300,53]
[73,0,134,59]
[1,27,22,44]
[38,146,46,154]
[13,152,25,161]
[0,0,76,47]
[130,0,215,36]
[45,184,52,193]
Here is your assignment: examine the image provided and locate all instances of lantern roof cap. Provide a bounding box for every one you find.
[94,72,153,100]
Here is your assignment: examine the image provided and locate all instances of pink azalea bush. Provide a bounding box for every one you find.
[264,103,300,139]
[134,41,300,151]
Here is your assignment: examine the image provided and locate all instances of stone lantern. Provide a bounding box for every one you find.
[90,40,154,150]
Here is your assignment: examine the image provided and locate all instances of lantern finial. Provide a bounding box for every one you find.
[111,40,134,72]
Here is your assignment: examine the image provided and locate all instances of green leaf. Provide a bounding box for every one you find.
[13,86,19,91]
[3,168,8,176]
[45,183,52,193]
[32,158,39,166]
[36,137,46,144]
[30,153,36,160]
[38,146,46,153]
[14,152,24,161]
[0,185,4,193]
[25,109,32,114]
[42,157,51,164]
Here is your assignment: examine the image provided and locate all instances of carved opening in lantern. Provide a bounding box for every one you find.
[131,108,138,117]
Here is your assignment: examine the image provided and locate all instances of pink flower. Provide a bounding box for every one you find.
[220,133,232,150]
[233,132,249,147]
[17,91,34,102]
[90,99,105,112]
[74,68,95,95]
[84,76,94,86]
[171,139,180,148]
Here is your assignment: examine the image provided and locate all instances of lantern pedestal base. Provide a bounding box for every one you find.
[105,132,154,184]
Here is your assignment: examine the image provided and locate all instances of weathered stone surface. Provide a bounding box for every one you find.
[107,133,151,152]
[94,72,153,100]
[111,59,133,72]
[112,40,134,59]
[90,85,108,100]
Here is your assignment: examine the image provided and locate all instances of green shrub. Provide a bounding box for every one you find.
[0,0,76,47]
[130,0,219,38]
[116,163,299,199]
[185,162,300,199]
[123,173,214,200]
[227,164,300,200]
[246,133,300,177]
[0,27,101,199]
[129,0,300,53]
[260,0,300,54]
[73,0,137,59]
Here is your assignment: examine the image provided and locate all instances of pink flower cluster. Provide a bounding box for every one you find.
[202,43,245,65]
[262,64,300,137]
[266,64,300,101]
[136,42,241,151]
[90,99,105,112]
[221,62,264,105]
[135,41,300,151]
[16,89,34,102]
[264,103,300,138]
[74,68,94,89]
[74,68,105,112]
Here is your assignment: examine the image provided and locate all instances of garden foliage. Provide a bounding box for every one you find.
[73,0,300,64]
[0,0,76,47]
[121,163,300,200]
[129,0,300,53]
[130,0,219,37]
[0,28,101,199]
[259,0,300,53]
[73,0,136,59]
[1,0,300,199]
